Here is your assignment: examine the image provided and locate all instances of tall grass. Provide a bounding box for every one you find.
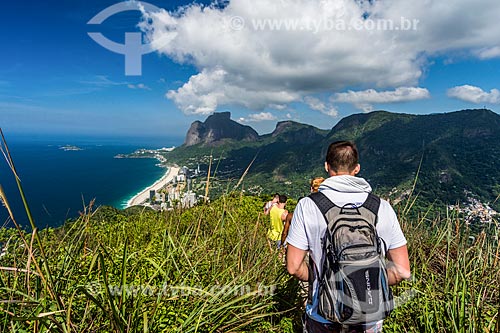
[2,196,498,332]
[0,194,301,332]
[385,208,499,332]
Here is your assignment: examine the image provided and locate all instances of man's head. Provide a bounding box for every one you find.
[325,141,360,176]
[278,194,287,207]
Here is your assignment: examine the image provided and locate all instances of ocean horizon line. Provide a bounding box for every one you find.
[0,138,182,229]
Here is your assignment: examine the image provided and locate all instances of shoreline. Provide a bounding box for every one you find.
[126,165,181,208]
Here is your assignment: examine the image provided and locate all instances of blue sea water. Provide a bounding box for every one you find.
[0,135,183,229]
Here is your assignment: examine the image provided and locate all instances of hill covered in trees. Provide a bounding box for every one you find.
[168,109,500,210]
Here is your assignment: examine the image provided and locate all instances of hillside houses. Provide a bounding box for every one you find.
[449,191,498,224]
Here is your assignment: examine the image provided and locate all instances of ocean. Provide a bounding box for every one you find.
[0,135,183,229]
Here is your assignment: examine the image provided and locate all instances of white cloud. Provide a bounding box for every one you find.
[63,76,133,96]
[128,83,151,90]
[269,104,287,110]
[239,112,277,123]
[80,76,152,92]
[447,85,500,104]
[332,87,430,112]
[166,68,298,114]
[141,0,500,115]
[304,96,338,117]
[474,47,500,60]
[250,112,277,121]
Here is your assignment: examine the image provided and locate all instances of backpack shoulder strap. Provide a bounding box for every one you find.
[362,192,381,216]
[308,192,337,220]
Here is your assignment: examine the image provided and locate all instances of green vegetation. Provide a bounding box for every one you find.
[0,192,499,332]
[386,208,499,332]
[0,196,300,332]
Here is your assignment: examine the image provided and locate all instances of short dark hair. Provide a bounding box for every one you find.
[273,193,280,198]
[326,141,359,173]
[278,194,287,204]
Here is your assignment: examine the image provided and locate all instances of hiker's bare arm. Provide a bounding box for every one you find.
[386,245,411,286]
[281,210,288,221]
[286,244,308,281]
[281,213,292,245]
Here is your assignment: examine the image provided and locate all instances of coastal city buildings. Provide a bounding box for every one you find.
[147,165,201,210]
[117,147,203,210]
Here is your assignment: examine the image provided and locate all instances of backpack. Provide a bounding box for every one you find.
[309,191,394,325]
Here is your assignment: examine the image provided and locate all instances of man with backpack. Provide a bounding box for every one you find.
[286,141,410,333]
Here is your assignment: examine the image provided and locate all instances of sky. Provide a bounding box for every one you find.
[1,0,500,139]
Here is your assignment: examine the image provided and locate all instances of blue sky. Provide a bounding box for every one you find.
[1,0,499,139]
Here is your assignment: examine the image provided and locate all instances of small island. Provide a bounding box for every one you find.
[59,145,83,151]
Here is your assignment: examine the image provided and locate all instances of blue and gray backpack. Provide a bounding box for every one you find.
[309,191,394,325]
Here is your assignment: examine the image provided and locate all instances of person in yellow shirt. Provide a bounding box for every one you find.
[267,194,288,249]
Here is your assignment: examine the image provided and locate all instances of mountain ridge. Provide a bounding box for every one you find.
[169,109,500,209]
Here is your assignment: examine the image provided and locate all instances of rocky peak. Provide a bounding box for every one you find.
[184,112,259,146]
[271,121,296,137]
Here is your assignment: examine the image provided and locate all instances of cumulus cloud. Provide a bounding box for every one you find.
[140,0,500,115]
[332,87,430,112]
[304,96,338,117]
[239,112,277,123]
[447,85,500,104]
[166,68,298,114]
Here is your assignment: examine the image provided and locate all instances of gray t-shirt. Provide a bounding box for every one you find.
[286,175,407,324]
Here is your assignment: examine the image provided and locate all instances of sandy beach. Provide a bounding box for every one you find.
[126,165,181,207]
